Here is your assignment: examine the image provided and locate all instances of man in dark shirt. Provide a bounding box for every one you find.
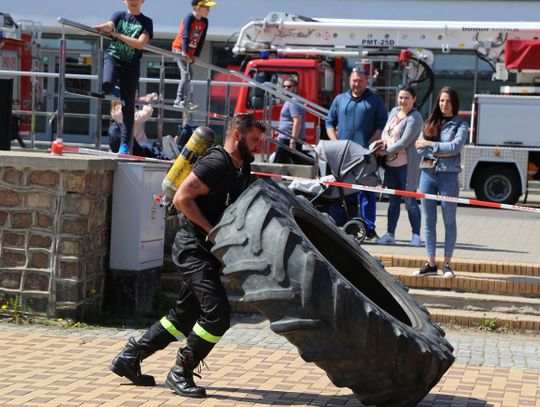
[109,113,265,399]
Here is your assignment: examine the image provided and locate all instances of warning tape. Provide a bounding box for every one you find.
[62,145,173,164]
[251,171,540,215]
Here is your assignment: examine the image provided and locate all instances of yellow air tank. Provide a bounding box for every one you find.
[161,126,216,204]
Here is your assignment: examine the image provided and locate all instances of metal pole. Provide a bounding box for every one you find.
[30,65,37,148]
[158,54,165,141]
[57,24,67,141]
[473,54,479,96]
[205,69,212,127]
[261,92,268,161]
[315,117,321,145]
[95,36,104,149]
[224,74,231,141]
[268,92,274,162]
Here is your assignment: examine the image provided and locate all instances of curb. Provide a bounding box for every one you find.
[371,253,540,276]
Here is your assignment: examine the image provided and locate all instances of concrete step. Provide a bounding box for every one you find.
[159,256,540,330]
[409,288,540,316]
[387,267,540,297]
[426,307,540,331]
[373,254,540,277]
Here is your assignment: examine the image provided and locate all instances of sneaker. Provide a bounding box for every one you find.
[412,263,438,277]
[410,234,422,247]
[365,229,380,241]
[173,100,198,110]
[377,233,395,245]
[442,263,455,279]
[118,143,130,155]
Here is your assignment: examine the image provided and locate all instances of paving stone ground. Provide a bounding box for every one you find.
[1,315,539,407]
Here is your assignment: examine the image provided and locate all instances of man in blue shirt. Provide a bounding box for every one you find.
[326,67,388,239]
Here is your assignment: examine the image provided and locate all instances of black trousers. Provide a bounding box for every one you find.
[102,54,139,147]
[139,217,230,362]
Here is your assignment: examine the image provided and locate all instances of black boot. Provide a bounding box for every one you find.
[165,349,206,398]
[109,337,156,386]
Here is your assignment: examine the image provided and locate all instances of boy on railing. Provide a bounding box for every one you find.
[95,0,153,155]
[171,0,217,110]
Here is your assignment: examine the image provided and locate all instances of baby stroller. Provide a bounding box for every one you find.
[290,140,379,243]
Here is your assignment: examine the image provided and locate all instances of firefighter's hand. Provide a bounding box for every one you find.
[289,139,296,148]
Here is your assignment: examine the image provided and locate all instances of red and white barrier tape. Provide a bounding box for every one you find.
[252,171,540,215]
[62,145,173,164]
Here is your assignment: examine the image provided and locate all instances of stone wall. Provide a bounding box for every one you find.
[0,151,116,320]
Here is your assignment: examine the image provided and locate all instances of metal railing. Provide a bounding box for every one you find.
[6,17,329,154]
[57,17,327,149]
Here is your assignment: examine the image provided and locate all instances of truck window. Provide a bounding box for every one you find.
[246,71,299,109]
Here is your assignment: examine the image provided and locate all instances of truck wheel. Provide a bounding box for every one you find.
[474,166,521,204]
[210,179,454,407]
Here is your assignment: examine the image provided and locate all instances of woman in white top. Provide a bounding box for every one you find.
[110,93,155,154]
[374,85,424,246]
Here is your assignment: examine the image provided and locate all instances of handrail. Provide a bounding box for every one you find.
[263,81,329,116]
[57,17,328,120]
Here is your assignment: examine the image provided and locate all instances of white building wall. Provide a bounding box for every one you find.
[2,0,539,40]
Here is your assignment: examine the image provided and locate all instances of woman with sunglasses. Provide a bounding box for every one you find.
[374,85,423,247]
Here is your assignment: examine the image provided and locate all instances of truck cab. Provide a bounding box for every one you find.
[234,57,343,147]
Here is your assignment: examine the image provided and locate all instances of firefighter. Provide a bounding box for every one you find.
[109,113,265,398]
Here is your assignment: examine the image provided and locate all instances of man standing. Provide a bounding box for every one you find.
[326,66,388,239]
[109,114,265,398]
[274,78,306,164]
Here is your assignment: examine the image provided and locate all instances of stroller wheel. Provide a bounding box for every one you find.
[343,218,367,243]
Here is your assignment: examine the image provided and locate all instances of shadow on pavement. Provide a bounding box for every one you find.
[203,387,491,406]
[419,393,492,406]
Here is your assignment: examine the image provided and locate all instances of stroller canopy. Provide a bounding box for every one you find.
[315,140,379,189]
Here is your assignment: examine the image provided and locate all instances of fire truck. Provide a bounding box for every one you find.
[0,12,42,133]
[231,12,540,204]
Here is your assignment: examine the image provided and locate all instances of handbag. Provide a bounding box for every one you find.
[420,157,437,169]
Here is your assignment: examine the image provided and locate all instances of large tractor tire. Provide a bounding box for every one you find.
[210,179,454,407]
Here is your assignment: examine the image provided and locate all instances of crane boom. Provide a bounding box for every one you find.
[234,12,540,64]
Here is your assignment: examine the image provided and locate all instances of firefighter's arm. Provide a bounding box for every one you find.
[173,172,213,234]
[109,31,150,50]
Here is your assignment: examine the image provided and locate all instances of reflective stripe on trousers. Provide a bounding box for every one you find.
[160,316,186,341]
[193,321,221,344]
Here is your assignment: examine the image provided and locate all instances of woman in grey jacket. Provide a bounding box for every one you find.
[375,85,423,246]
[414,86,469,278]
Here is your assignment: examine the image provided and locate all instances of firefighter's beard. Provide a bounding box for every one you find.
[238,137,255,163]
